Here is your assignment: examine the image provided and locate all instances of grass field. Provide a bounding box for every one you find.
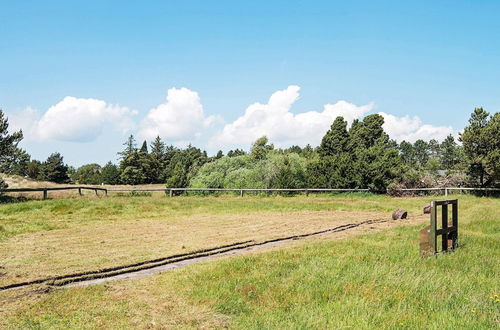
[0,193,499,328]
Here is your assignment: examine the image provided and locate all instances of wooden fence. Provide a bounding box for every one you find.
[394,187,500,196]
[108,188,370,197]
[1,186,499,199]
[0,186,108,199]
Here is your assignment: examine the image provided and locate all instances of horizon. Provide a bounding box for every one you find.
[2,1,499,167]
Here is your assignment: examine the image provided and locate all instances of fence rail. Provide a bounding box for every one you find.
[394,187,500,196]
[0,186,107,199]
[108,187,370,197]
[2,186,499,199]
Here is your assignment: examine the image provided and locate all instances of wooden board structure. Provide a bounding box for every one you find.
[420,199,458,256]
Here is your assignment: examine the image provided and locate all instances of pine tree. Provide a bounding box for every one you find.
[0,109,27,184]
[148,136,167,183]
[440,135,461,170]
[413,140,429,167]
[118,135,137,160]
[140,140,148,154]
[101,162,120,185]
[460,108,500,186]
[39,153,70,183]
[318,116,349,157]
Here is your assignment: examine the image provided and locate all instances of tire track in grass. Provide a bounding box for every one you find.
[0,219,388,290]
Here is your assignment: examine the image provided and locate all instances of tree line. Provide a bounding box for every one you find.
[0,108,498,191]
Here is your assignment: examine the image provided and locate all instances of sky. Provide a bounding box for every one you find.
[1,0,499,167]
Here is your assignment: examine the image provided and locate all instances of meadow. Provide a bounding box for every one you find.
[0,193,498,328]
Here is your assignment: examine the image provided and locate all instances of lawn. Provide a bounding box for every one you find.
[0,194,498,328]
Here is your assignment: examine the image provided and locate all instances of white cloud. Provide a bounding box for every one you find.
[379,112,455,142]
[11,97,137,142]
[7,86,458,149]
[210,85,373,148]
[7,107,40,138]
[138,87,218,143]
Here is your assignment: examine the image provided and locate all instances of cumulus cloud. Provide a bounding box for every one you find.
[138,87,218,143]
[8,86,458,149]
[11,97,137,142]
[379,112,455,142]
[210,85,373,148]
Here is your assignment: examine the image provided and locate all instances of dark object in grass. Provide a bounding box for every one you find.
[392,209,408,220]
[423,203,431,214]
[420,199,459,257]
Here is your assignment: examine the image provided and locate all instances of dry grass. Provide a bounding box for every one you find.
[1,209,413,287]
[0,174,169,199]
[0,194,497,329]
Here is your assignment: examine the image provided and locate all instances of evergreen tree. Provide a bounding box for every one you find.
[101,162,120,185]
[0,147,30,176]
[119,152,147,185]
[308,114,402,191]
[39,153,70,183]
[73,164,102,184]
[460,108,500,186]
[118,135,137,160]
[318,116,349,157]
[26,160,41,180]
[413,140,429,167]
[349,114,388,149]
[440,135,462,170]
[148,136,167,183]
[399,141,416,165]
[165,145,208,188]
[140,140,148,154]
[0,109,27,187]
[428,139,441,159]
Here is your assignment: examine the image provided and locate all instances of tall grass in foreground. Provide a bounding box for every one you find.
[2,195,498,328]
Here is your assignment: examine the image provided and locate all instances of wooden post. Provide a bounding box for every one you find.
[240,190,243,197]
[104,189,108,196]
[430,201,437,254]
[441,204,448,251]
[94,189,98,196]
[169,189,173,197]
[444,188,448,196]
[305,189,309,196]
[452,200,458,249]
[42,189,48,200]
[78,188,82,196]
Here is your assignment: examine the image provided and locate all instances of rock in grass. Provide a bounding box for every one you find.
[423,203,431,214]
[392,209,408,220]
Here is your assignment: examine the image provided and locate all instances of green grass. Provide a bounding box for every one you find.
[0,192,424,242]
[1,194,499,329]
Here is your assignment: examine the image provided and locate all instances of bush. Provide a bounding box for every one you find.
[190,153,309,189]
[128,190,152,197]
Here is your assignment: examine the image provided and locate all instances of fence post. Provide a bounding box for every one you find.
[305,189,309,196]
[105,189,108,196]
[78,188,82,196]
[94,189,98,196]
[42,189,48,200]
[444,188,448,197]
[169,189,173,197]
[240,190,243,197]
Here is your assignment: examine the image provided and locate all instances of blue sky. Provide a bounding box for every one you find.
[1,0,499,166]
